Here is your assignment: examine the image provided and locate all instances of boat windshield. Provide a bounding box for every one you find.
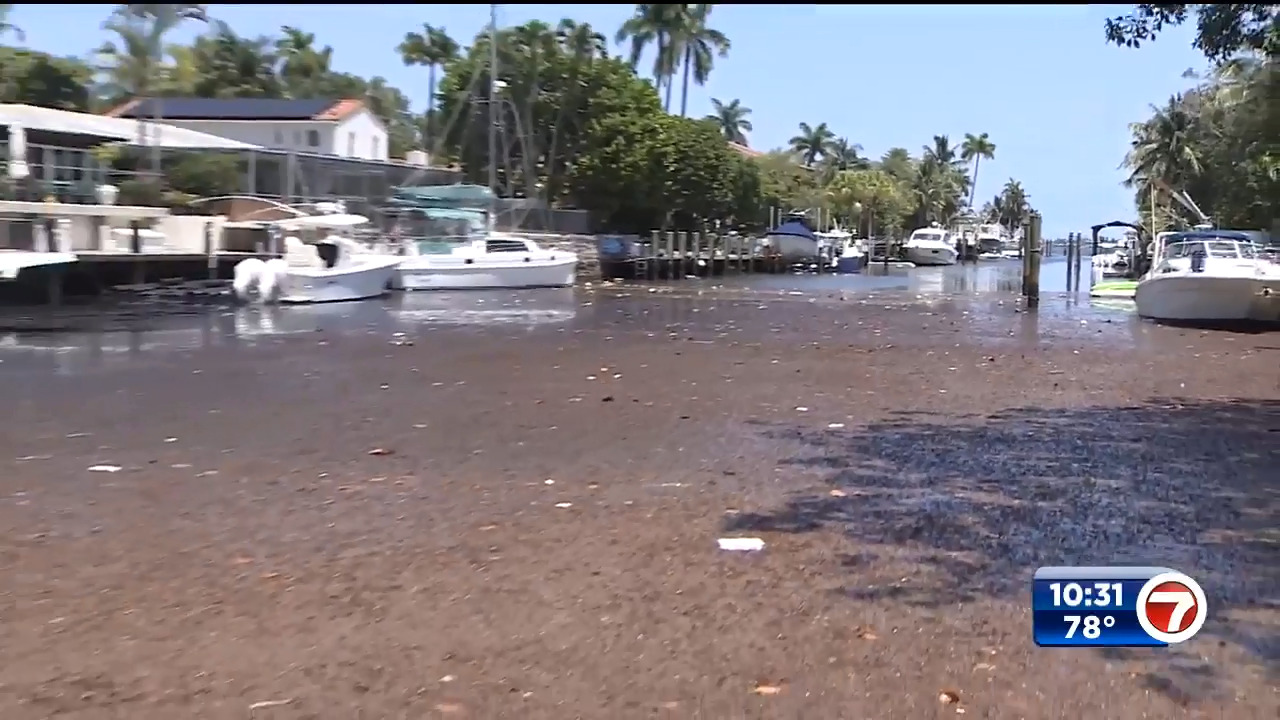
[912,231,945,242]
[409,208,488,254]
[1165,239,1257,260]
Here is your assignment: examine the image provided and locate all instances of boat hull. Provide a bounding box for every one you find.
[0,251,78,281]
[1134,273,1280,323]
[279,257,402,303]
[765,234,818,262]
[396,257,577,290]
[905,245,958,266]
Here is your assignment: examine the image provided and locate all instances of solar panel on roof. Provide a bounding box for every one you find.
[123,98,337,121]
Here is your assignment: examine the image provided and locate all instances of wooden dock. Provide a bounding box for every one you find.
[597,230,841,281]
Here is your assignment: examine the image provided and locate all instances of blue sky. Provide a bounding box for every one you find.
[11,4,1205,237]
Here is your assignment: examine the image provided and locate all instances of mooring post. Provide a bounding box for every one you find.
[1027,212,1043,308]
[1065,232,1075,291]
[204,220,217,279]
[690,231,701,276]
[663,230,675,278]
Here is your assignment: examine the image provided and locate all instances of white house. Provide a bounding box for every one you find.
[103,97,390,162]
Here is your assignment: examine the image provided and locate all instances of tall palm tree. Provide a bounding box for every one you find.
[615,3,684,111]
[788,121,834,166]
[960,131,996,208]
[397,24,459,154]
[707,97,751,144]
[98,5,207,176]
[0,4,24,42]
[672,3,729,117]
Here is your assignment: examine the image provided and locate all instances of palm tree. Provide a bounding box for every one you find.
[0,4,24,42]
[276,26,334,97]
[788,121,835,166]
[98,5,207,176]
[960,131,996,208]
[672,4,729,117]
[397,24,459,154]
[922,134,963,169]
[997,179,1030,233]
[190,22,280,98]
[615,3,684,111]
[707,97,751,144]
[556,19,607,61]
[877,147,915,183]
[1123,95,1205,233]
[1122,96,1204,191]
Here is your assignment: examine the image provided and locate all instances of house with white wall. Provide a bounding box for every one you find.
[103,97,390,162]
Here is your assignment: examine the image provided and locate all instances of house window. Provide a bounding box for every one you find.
[307,130,320,148]
[347,132,355,157]
[371,136,380,159]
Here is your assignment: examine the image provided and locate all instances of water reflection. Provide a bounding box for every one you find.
[0,289,585,375]
[391,288,580,327]
[719,256,1083,295]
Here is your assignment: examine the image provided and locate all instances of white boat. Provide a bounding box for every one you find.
[1134,230,1280,324]
[903,225,959,266]
[273,214,401,304]
[974,224,1010,255]
[763,220,819,262]
[0,250,78,281]
[277,229,401,302]
[381,185,577,290]
[396,232,577,291]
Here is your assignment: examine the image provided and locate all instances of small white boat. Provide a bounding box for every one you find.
[903,225,959,266]
[396,232,577,291]
[974,223,1009,255]
[1134,230,1280,324]
[0,250,78,281]
[278,233,401,304]
[763,220,819,262]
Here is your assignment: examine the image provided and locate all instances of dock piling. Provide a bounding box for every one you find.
[1025,212,1043,308]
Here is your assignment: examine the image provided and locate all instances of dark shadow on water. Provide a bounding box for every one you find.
[729,398,1279,702]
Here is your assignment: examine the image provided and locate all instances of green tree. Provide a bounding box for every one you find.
[0,47,93,111]
[397,24,460,154]
[275,26,332,97]
[788,121,835,167]
[1103,4,1279,62]
[97,4,208,173]
[706,97,751,144]
[615,3,685,112]
[672,3,729,117]
[960,132,996,208]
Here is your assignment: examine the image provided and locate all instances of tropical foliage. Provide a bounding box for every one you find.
[1107,4,1278,232]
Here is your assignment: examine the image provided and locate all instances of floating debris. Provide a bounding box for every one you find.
[718,537,765,551]
[87,464,122,473]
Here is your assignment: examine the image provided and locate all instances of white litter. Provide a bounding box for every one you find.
[718,537,765,551]
[554,502,573,509]
[87,465,122,473]
[795,406,809,412]
[827,423,845,429]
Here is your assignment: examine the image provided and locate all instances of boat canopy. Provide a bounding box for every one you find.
[767,220,817,240]
[389,184,494,207]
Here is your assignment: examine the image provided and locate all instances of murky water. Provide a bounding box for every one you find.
[0,256,1220,377]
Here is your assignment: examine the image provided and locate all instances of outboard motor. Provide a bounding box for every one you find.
[1190,246,1207,273]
